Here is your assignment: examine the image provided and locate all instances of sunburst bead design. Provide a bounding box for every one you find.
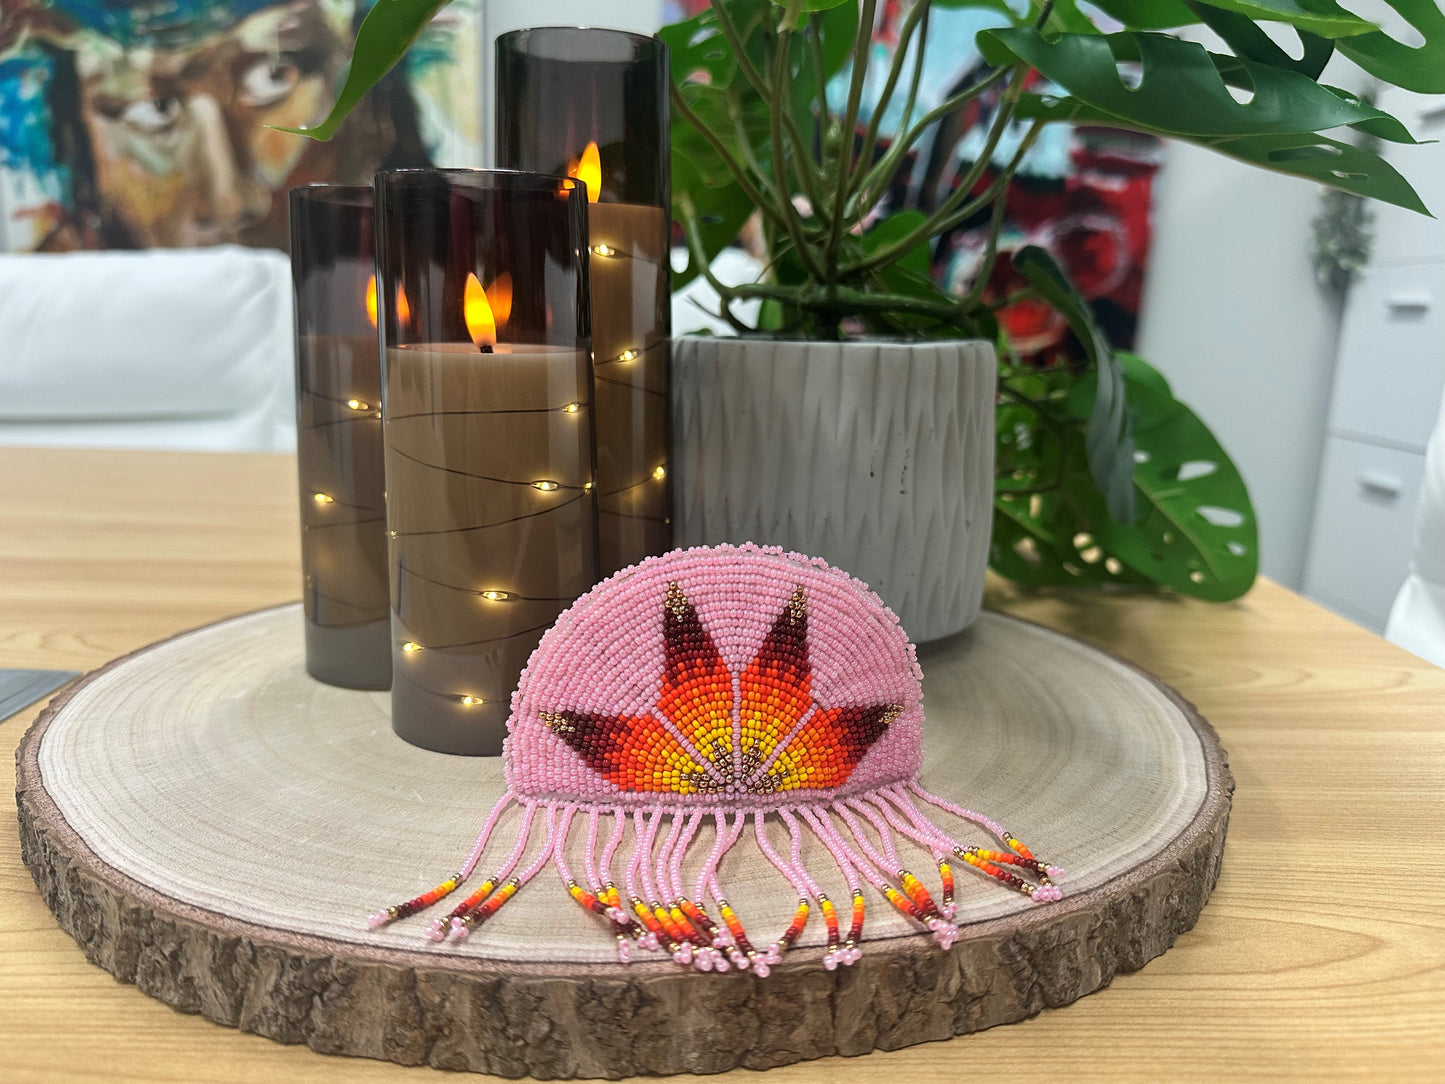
[363,544,1067,975]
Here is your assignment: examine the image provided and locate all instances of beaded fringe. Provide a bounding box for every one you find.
[367,780,1065,975]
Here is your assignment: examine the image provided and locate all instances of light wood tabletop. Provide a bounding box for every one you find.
[2,445,1442,1081]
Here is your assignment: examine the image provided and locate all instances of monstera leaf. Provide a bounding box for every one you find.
[1012,246,1136,525]
[992,358,1258,601]
[1336,0,1445,93]
[979,30,1414,140]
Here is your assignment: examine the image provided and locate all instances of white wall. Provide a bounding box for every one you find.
[1134,142,1342,589]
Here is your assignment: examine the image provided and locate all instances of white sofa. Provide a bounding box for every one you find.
[0,247,295,452]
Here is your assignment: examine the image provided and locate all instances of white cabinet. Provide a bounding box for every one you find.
[1304,436,1429,629]
[1303,90,1445,632]
[1329,263,1445,452]
[1369,89,1445,267]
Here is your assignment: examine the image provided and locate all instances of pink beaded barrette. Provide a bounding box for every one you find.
[369,543,1064,973]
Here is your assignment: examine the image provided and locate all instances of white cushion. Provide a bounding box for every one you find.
[670,247,764,337]
[0,246,294,451]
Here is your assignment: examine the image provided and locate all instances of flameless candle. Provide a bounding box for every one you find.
[496,28,672,577]
[288,185,391,691]
[375,169,598,756]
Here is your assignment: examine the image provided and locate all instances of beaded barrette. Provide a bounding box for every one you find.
[369,543,1064,974]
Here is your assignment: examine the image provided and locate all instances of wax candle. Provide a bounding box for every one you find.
[586,197,671,573]
[375,169,597,756]
[495,28,673,577]
[289,186,391,690]
[383,342,594,756]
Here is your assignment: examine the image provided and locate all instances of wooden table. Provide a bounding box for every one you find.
[2,445,1442,1081]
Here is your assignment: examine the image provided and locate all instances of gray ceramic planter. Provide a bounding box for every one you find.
[671,336,996,640]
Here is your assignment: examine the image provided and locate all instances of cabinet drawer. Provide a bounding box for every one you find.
[1304,436,1426,631]
[1372,88,1445,266]
[1330,262,1445,451]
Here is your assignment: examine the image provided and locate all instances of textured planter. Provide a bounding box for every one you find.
[671,337,996,640]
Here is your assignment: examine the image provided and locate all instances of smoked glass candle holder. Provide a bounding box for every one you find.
[289,184,392,691]
[495,27,671,577]
[375,169,598,756]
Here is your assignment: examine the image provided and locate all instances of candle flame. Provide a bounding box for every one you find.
[568,141,602,204]
[368,277,411,329]
[486,272,513,327]
[464,273,496,347]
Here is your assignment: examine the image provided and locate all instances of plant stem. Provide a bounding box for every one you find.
[677,196,754,335]
[771,4,827,281]
[670,84,784,221]
[724,279,971,322]
[850,0,930,204]
[709,0,827,214]
[809,14,829,135]
[843,62,1026,276]
[851,0,1054,214]
[850,65,1008,216]
[825,0,879,279]
[964,121,1044,305]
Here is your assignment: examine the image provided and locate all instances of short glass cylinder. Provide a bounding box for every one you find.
[288,184,392,691]
[495,27,672,577]
[375,169,599,756]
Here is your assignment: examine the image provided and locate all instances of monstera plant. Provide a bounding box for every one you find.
[291,0,1439,605]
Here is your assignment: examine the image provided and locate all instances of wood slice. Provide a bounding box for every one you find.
[16,605,1231,1079]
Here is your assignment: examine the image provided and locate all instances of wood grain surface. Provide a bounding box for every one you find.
[14,600,1228,1076]
[3,445,1444,1081]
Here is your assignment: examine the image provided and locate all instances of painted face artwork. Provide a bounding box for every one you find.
[73,2,342,247]
[0,0,479,251]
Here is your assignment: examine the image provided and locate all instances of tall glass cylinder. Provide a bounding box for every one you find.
[375,169,598,756]
[288,184,391,691]
[495,27,671,577]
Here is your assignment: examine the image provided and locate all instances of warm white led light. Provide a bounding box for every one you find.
[313,493,335,504]
[531,480,561,492]
[481,590,510,602]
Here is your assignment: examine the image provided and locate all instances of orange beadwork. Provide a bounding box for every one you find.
[882,883,924,920]
[445,876,497,921]
[819,895,840,953]
[361,546,1066,974]
[718,899,755,958]
[567,880,609,917]
[899,869,943,919]
[847,889,866,948]
[779,899,810,950]
[540,583,901,797]
[631,895,675,951]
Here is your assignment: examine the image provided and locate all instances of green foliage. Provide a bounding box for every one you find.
[272,0,449,140]
[993,355,1258,600]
